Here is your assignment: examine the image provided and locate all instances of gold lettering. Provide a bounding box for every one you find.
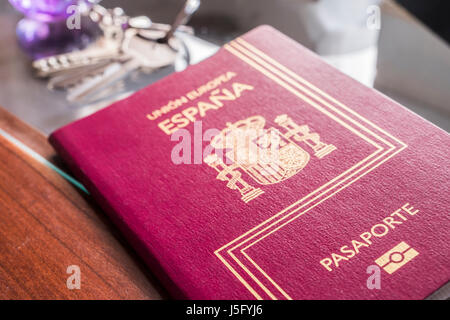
[320,258,333,272]
[351,240,369,254]
[401,203,419,216]
[209,88,236,107]
[320,202,419,272]
[331,253,348,267]
[232,82,254,97]
[340,245,356,258]
[391,209,407,221]
[371,224,389,237]
[360,231,372,245]
[383,216,402,229]
[147,72,237,121]
[198,102,219,117]
[158,119,177,135]
[171,113,190,129]
[182,107,199,122]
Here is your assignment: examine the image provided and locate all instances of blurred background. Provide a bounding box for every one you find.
[1,0,449,134]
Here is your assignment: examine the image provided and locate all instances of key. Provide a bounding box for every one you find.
[45,58,113,79]
[33,4,194,78]
[67,29,179,102]
[127,15,152,29]
[66,60,129,102]
[150,22,194,35]
[161,0,201,43]
[33,36,122,77]
[90,4,192,36]
[33,5,129,78]
[48,58,124,90]
[34,3,199,104]
[127,16,194,35]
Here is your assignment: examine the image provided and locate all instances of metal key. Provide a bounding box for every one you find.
[67,29,179,102]
[48,57,128,90]
[91,4,194,36]
[34,3,199,103]
[39,11,141,89]
[33,36,122,77]
[33,5,129,78]
[127,16,194,35]
[66,60,128,102]
[33,3,194,79]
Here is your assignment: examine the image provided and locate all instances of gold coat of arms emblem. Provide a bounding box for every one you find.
[205,114,336,203]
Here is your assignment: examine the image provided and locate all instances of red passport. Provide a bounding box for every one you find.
[49,26,450,299]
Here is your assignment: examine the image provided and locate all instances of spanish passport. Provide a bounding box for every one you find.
[49,26,450,299]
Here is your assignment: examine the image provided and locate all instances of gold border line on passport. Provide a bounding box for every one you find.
[229,41,400,299]
[214,38,407,300]
[224,43,390,299]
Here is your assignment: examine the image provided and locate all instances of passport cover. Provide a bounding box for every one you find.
[49,25,450,300]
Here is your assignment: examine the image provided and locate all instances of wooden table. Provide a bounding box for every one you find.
[0,107,165,299]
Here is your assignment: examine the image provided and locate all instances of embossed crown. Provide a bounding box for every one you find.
[211,116,266,149]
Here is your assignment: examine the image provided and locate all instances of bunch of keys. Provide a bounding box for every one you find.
[32,0,201,103]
